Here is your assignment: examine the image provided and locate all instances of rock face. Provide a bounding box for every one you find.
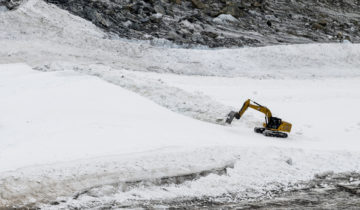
[0,0,24,10]
[43,0,360,47]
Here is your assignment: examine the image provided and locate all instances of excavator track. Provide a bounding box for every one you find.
[254,127,288,138]
[263,130,288,138]
[254,127,266,133]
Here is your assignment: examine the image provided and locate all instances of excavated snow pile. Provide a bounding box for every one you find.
[35,62,234,125]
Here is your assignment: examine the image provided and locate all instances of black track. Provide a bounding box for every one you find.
[254,127,288,138]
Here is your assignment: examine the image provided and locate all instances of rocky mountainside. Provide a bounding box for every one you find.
[44,0,360,48]
[5,0,360,47]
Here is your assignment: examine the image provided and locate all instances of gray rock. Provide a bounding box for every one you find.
[191,0,205,9]
[0,0,24,10]
[167,31,180,41]
[154,4,165,14]
[285,158,293,165]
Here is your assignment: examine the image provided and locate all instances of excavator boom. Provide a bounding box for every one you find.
[226,99,272,124]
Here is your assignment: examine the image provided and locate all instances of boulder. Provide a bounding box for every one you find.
[220,2,242,18]
[0,0,24,10]
[191,0,205,9]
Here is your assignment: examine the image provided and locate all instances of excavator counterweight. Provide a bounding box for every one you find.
[226,99,292,138]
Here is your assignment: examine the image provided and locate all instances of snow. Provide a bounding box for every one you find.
[122,20,132,27]
[181,20,196,30]
[0,64,233,172]
[0,6,8,12]
[213,14,239,24]
[1,0,360,208]
[152,13,163,19]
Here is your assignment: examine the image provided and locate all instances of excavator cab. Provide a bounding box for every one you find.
[226,99,292,138]
[266,117,282,129]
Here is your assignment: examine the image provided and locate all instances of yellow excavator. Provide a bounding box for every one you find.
[226,99,292,138]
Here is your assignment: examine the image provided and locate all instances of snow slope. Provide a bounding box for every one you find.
[0,63,241,172]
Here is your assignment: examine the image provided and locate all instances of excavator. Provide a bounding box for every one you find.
[226,99,292,138]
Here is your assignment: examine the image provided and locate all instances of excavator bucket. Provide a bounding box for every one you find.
[226,111,238,124]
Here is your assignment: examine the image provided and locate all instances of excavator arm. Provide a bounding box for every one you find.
[226,99,272,124]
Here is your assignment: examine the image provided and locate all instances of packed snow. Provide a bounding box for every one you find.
[1,0,360,208]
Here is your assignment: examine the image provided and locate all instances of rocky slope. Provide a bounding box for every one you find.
[42,0,360,47]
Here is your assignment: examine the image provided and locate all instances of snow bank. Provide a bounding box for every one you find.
[41,147,360,209]
[0,146,236,207]
[138,43,360,78]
